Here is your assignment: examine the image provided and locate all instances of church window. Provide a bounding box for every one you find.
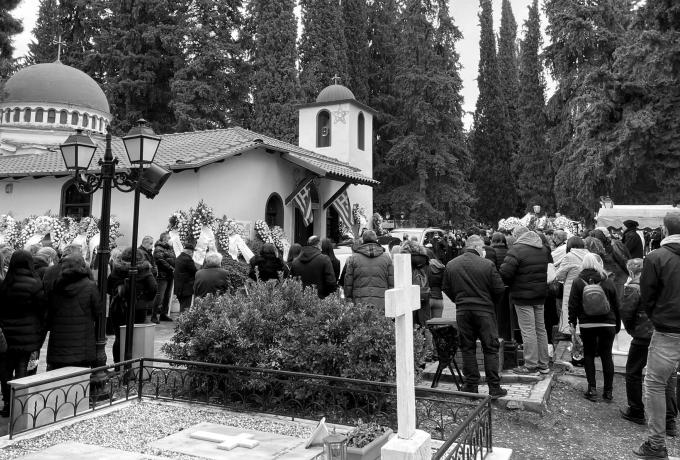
[358,112,365,151]
[3,110,9,123]
[71,112,79,125]
[99,118,103,131]
[61,179,92,219]
[316,110,331,147]
[35,109,44,122]
[82,114,89,128]
[265,193,284,228]
[60,110,68,124]
[23,108,31,122]
[13,108,20,122]
[47,109,56,123]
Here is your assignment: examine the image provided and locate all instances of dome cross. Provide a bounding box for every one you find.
[331,74,341,85]
[52,35,67,62]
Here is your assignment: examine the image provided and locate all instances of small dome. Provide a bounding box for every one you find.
[316,84,355,103]
[3,62,110,114]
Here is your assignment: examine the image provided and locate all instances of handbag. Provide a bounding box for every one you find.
[0,328,7,353]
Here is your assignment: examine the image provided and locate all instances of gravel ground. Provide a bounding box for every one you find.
[0,402,317,460]
[493,371,680,459]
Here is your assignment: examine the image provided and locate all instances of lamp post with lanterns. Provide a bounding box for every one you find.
[59,119,161,373]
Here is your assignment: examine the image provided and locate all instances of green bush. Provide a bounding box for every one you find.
[162,278,429,382]
[218,253,249,293]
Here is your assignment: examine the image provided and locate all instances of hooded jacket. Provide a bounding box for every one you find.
[290,246,337,298]
[47,257,102,365]
[620,279,653,340]
[499,231,550,304]
[491,244,508,271]
[555,248,589,314]
[174,252,197,298]
[641,237,680,333]
[343,243,393,308]
[0,266,47,352]
[153,240,176,281]
[107,259,158,310]
[568,268,620,330]
[443,250,505,313]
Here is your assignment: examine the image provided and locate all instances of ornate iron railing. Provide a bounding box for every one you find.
[8,358,492,459]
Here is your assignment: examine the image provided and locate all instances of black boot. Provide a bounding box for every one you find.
[584,385,598,402]
[602,389,613,402]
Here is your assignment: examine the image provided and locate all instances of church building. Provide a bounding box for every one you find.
[0,61,376,245]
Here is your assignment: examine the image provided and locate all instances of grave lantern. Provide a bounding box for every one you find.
[323,434,347,460]
[533,204,541,214]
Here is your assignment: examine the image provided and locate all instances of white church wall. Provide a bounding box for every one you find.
[298,104,353,164]
[0,177,64,219]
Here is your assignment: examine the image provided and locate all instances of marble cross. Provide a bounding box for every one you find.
[384,253,421,440]
[190,430,260,451]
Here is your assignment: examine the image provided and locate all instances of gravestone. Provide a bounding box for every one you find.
[381,253,432,460]
[9,367,90,434]
[17,442,161,460]
[150,422,324,459]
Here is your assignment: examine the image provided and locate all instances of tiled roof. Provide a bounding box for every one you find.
[0,126,377,185]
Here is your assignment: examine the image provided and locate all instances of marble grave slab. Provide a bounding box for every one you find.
[17,442,165,460]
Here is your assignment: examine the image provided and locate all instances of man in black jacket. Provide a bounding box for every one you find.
[443,235,507,398]
[623,220,644,259]
[152,232,175,323]
[174,244,198,312]
[290,236,336,298]
[634,211,680,459]
[500,226,550,375]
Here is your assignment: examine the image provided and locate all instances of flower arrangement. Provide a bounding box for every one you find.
[214,218,247,253]
[372,212,387,236]
[270,225,289,254]
[352,203,367,226]
[254,219,273,244]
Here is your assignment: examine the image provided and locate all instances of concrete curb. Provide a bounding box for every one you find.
[498,373,554,414]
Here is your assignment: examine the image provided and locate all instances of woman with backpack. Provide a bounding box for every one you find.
[568,253,621,402]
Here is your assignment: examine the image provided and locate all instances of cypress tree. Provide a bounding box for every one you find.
[249,0,298,143]
[469,0,516,223]
[298,0,348,102]
[171,0,251,131]
[498,0,520,171]
[378,0,473,224]
[515,0,552,211]
[98,0,188,134]
[27,0,59,64]
[342,0,370,103]
[0,0,22,79]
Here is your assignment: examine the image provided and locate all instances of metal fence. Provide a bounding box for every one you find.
[9,358,492,459]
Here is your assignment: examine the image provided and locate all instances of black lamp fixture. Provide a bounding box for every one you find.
[59,119,168,383]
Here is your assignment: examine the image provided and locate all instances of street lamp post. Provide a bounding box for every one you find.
[59,120,161,373]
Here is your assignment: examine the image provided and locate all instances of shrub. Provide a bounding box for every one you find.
[162,278,429,382]
[218,253,249,294]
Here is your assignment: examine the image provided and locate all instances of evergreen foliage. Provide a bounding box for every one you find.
[498,0,520,169]
[515,0,552,211]
[342,0,370,103]
[0,0,22,79]
[298,0,348,102]
[469,0,516,223]
[377,0,473,225]
[170,0,251,132]
[98,0,188,134]
[27,0,59,64]
[249,0,299,143]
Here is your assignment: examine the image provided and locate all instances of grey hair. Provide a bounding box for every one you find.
[204,252,223,268]
[580,252,607,279]
[62,244,83,258]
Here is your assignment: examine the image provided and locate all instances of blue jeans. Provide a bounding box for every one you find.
[514,304,549,369]
[644,331,680,449]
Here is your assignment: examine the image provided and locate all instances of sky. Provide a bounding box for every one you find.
[10,0,549,129]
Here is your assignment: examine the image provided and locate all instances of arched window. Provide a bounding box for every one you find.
[59,110,68,124]
[98,118,103,131]
[316,110,331,148]
[3,110,9,123]
[23,108,31,122]
[265,193,284,228]
[13,108,20,122]
[35,108,44,123]
[82,114,89,128]
[357,112,365,151]
[47,109,56,123]
[61,179,92,219]
[71,112,79,125]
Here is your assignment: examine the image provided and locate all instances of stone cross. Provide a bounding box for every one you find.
[52,34,67,62]
[331,73,341,85]
[384,253,421,440]
[190,431,260,451]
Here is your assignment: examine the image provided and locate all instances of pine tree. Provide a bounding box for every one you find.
[98,0,188,134]
[515,0,552,212]
[249,0,298,143]
[342,0,370,102]
[298,0,348,102]
[0,0,22,79]
[377,0,473,224]
[171,0,251,131]
[27,0,59,64]
[498,0,520,172]
[544,0,634,217]
[469,0,516,223]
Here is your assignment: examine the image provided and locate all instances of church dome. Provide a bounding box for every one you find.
[316,84,355,103]
[3,62,110,114]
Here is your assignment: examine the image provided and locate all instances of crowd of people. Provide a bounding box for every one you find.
[0,212,678,458]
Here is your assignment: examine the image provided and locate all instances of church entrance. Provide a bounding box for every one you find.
[294,208,314,245]
[326,206,341,244]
